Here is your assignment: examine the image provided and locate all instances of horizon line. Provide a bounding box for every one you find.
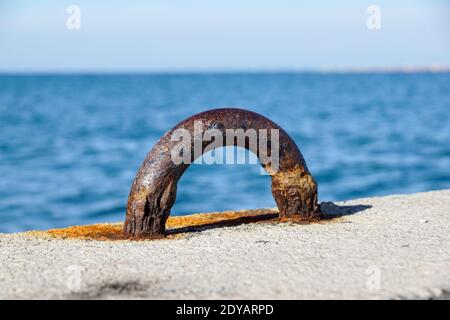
[1,65,450,76]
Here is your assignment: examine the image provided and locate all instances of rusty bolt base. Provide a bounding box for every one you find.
[124,108,321,237]
[272,166,321,220]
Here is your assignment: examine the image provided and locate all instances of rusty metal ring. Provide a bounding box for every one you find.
[124,108,320,236]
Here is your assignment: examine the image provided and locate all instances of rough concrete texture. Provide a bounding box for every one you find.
[0,189,449,299]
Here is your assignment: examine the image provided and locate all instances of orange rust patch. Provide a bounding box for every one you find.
[25,208,342,241]
[45,223,125,241]
[167,208,278,229]
[27,208,279,241]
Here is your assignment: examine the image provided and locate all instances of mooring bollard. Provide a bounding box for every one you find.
[124,108,321,237]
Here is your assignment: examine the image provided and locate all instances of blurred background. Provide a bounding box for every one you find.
[0,1,449,232]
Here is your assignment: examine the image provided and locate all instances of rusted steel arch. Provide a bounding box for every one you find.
[124,108,321,236]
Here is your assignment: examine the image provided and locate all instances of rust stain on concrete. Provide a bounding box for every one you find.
[25,207,343,242]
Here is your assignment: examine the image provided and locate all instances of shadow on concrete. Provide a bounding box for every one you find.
[167,203,372,235]
[320,202,373,219]
[167,212,279,235]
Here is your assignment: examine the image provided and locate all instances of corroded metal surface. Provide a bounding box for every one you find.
[124,108,321,236]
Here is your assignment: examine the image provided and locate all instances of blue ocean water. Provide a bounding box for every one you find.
[0,73,449,233]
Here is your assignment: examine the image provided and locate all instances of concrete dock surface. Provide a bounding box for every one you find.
[0,189,449,299]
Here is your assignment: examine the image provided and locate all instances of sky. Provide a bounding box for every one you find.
[0,0,449,72]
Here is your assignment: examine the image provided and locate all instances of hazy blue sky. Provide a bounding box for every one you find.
[0,0,449,72]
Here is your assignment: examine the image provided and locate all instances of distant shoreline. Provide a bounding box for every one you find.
[1,66,450,76]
